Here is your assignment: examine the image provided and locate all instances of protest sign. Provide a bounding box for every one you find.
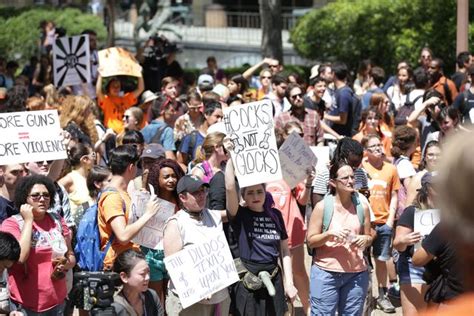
[279,132,317,189]
[0,110,67,165]
[414,208,440,250]
[310,146,330,171]
[164,231,239,308]
[98,47,142,77]
[52,35,91,87]
[223,100,282,188]
[129,190,175,249]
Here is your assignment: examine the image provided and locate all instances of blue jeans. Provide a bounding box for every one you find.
[310,265,369,316]
[373,224,393,261]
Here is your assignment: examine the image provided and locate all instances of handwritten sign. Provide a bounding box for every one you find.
[310,146,330,171]
[164,232,238,308]
[0,110,67,165]
[53,35,91,87]
[223,100,282,188]
[129,191,175,249]
[98,47,142,77]
[279,132,317,189]
[414,208,440,250]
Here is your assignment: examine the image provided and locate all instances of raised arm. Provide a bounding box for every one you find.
[96,74,104,101]
[407,96,440,125]
[132,76,145,99]
[242,57,273,80]
[225,158,239,217]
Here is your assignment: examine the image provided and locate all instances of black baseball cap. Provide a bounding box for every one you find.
[177,175,209,194]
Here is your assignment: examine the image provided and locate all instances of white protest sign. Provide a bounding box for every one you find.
[310,146,330,171]
[279,132,317,189]
[414,208,440,250]
[129,190,175,249]
[0,110,67,165]
[53,35,91,87]
[98,47,143,77]
[223,100,282,188]
[164,231,239,308]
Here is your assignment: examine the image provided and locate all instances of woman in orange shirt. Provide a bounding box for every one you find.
[353,106,392,158]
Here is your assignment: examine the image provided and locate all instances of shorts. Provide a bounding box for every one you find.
[372,224,393,261]
[397,252,426,285]
[141,247,168,281]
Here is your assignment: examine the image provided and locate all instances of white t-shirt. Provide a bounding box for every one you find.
[396,156,417,180]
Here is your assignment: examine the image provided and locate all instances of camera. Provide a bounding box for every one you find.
[143,34,178,63]
[70,271,120,315]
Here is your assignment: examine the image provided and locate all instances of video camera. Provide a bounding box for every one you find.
[70,271,120,315]
[143,34,179,63]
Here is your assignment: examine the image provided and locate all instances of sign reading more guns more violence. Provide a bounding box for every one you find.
[223,100,282,188]
[52,35,91,87]
[0,110,67,165]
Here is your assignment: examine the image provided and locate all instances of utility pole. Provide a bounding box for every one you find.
[456,0,469,60]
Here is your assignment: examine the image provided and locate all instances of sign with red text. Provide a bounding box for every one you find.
[0,110,67,165]
[223,100,282,188]
[164,232,238,308]
[98,47,142,77]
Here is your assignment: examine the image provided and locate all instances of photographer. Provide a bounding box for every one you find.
[142,35,183,93]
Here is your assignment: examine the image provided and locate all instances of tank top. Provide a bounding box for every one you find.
[314,200,367,273]
[68,170,93,225]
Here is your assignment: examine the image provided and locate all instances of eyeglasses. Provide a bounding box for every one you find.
[367,143,382,149]
[290,93,304,100]
[28,192,51,201]
[336,175,355,182]
[35,160,53,165]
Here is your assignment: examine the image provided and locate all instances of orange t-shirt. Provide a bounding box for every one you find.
[98,93,138,134]
[362,159,401,224]
[98,190,139,270]
[353,130,392,158]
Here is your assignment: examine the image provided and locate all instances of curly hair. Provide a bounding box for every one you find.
[390,125,417,159]
[59,95,99,144]
[146,158,184,199]
[14,175,56,210]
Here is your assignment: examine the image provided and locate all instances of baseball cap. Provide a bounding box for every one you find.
[177,175,209,194]
[141,143,165,159]
[141,90,158,104]
[198,74,214,86]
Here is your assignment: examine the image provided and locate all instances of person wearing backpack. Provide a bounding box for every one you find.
[362,134,401,313]
[97,145,160,270]
[325,62,359,137]
[141,95,178,160]
[307,159,372,315]
[453,65,474,124]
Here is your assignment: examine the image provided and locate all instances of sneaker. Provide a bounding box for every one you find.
[387,284,400,299]
[377,296,396,313]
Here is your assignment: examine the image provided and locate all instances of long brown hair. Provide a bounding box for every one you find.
[59,95,99,144]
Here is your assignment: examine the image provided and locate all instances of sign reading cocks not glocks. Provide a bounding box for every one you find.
[223,100,282,188]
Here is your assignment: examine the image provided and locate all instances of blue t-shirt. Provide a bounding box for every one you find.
[141,120,176,151]
[231,206,288,264]
[362,87,384,110]
[329,86,354,137]
[178,131,205,161]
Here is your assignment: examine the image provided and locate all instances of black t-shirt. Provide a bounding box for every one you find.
[452,89,474,124]
[0,196,17,225]
[397,205,416,256]
[207,171,225,210]
[231,206,288,264]
[451,71,466,92]
[422,224,463,300]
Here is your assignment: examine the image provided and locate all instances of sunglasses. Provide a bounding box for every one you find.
[35,160,53,165]
[261,76,272,79]
[29,192,51,201]
[122,115,130,121]
[290,93,304,100]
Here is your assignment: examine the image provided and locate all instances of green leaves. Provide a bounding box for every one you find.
[290,0,470,73]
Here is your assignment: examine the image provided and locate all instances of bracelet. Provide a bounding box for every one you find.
[305,184,312,188]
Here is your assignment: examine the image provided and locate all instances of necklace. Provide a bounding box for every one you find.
[184,208,203,221]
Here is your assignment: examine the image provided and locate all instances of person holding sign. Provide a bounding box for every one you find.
[393,172,436,316]
[96,74,144,134]
[225,141,297,316]
[306,159,372,315]
[163,175,230,315]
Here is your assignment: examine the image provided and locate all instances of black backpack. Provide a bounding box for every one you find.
[394,93,423,126]
[458,90,474,124]
[150,123,171,145]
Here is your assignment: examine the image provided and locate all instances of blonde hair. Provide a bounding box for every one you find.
[26,96,45,111]
[59,95,99,144]
[43,84,59,107]
[194,132,226,163]
[126,107,144,128]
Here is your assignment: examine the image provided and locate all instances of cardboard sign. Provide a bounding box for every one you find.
[98,47,142,77]
[279,132,317,189]
[310,146,330,171]
[223,100,282,188]
[53,35,91,87]
[164,231,239,308]
[0,110,67,165]
[129,191,175,249]
[414,208,440,250]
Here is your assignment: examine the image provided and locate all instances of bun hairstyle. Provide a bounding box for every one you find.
[390,125,417,159]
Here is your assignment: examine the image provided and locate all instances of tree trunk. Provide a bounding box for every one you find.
[259,0,283,63]
[105,0,116,47]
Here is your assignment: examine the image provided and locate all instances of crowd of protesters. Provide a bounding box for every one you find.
[0,21,472,316]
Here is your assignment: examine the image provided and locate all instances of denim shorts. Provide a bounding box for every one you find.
[141,247,168,281]
[373,224,393,261]
[397,252,426,285]
[310,265,369,315]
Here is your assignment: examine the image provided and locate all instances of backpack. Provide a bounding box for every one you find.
[74,188,125,271]
[458,90,474,124]
[394,93,423,126]
[307,193,365,255]
[150,123,171,146]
